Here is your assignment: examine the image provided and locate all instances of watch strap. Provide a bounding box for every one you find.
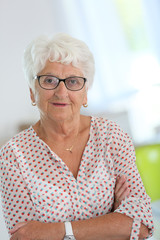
[65,221,74,235]
[64,222,76,240]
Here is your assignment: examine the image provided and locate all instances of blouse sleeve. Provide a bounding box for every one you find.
[0,148,37,232]
[108,123,154,239]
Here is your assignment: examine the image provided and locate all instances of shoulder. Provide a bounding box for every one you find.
[91,117,135,163]
[91,116,133,145]
[91,116,123,133]
[0,126,33,159]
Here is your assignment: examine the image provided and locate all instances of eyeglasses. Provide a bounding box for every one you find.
[35,75,87,91]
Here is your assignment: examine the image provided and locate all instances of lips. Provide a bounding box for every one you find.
[51,102,68,107]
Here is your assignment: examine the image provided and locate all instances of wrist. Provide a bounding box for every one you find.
[64,221,76,240]
[48,222,65,239]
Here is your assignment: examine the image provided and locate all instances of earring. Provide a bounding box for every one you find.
[83,103,88,108]
[31,102,36,106]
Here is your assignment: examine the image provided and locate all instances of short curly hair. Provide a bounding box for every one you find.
[23,33,95,92]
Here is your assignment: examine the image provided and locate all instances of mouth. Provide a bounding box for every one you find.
[51,102,69,107]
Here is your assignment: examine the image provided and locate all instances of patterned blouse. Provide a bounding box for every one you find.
[0,117,154,239]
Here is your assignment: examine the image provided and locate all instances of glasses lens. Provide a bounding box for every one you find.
[65,77,85,90]
[39,76,59,89]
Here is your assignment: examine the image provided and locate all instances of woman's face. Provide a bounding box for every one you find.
[30,61,87,122]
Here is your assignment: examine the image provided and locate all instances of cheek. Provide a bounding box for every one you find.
[72,91,86,104]
[34,90,52,107]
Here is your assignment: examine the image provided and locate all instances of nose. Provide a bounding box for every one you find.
[54,81,68,97]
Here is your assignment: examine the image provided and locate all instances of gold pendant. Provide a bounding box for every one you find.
[65,145,73,153]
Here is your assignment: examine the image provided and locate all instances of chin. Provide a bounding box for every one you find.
[50,114,71,122]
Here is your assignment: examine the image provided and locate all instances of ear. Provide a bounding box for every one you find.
[29,88,35,103]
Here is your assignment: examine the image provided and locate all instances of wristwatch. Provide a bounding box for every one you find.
[64,221,76,240]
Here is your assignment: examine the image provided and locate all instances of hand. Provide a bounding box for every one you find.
[9,220,65,240]
[113,175,130,211]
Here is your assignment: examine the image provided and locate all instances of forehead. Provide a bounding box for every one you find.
[38,60,83,77]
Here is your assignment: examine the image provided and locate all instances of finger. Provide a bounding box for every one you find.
[10,232,17,240]
[115,175,127,193]
[9,222,27,234]
[115,182,128,199]
[118,187,130,202]
[113,197,122,210]
[115,180,128,198]
[114,187,130,212]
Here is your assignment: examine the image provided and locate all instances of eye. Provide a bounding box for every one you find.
[67,78,81,85]
[42,76,58,85]
[70,79,77,84]
[45,78,52,83]
[44,77,56,84]
[38,75,60,89]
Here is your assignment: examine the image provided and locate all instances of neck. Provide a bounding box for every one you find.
[34,115,81,140]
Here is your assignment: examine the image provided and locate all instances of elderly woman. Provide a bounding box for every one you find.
[0,33,153,240]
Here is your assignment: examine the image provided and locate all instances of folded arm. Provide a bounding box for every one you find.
[9,175,148,240]
[72,211,149,240]
[9,212,148,240]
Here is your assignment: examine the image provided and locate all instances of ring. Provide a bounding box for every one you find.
[116,199,119,203]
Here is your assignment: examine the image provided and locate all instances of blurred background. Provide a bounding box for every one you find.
[0,0,160,239]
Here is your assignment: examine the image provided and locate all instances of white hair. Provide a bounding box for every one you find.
[23,33,95,92]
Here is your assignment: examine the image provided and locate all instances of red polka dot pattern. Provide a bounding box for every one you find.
[0,117,154,239]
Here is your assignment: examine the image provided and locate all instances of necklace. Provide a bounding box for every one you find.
[65,131,79,153]
[65,145,74,153]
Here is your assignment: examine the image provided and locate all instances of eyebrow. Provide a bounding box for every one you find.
[41,73,83,78]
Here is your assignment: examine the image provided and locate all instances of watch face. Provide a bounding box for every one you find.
[64,236,76,240]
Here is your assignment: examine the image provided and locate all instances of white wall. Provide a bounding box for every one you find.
[0,200,9,239]
[0,0,70,144]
